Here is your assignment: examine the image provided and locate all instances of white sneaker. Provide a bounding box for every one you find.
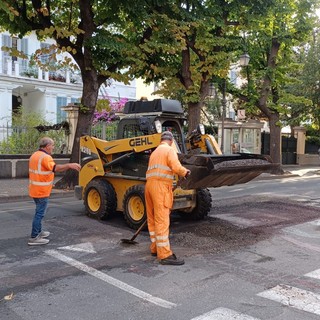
[39,231,50,238]
[28,235,50,246]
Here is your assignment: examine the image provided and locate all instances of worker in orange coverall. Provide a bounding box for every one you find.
[145,131,191,265]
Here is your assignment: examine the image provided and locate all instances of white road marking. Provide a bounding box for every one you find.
[283,226,320,239]
[46,249,176,309]
[305,268,320,279]
[58,242,96,253]
[281,235,320,253]
[190,307,260,320]
[257,284,320,315]
[0,205,35,213]
[0,200,80,214]
[309,219,320,226]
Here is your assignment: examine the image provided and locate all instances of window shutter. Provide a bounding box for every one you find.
[20,38,28,72]
[2,35,12,73]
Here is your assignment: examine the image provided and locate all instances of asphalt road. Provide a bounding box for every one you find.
[1,175,320,319]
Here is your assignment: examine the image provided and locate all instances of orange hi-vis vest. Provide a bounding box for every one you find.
[146,142,188,183]
[29,150,56,198]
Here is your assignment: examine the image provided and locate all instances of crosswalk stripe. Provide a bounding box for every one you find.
[46,249,176,309]
[257,284,320,315]
[305,268,320,279]
[190,307,260,320]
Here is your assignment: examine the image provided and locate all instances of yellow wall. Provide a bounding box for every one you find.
[135,78,162,101]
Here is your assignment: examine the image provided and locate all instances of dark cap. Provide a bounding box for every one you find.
[161,131,173,141]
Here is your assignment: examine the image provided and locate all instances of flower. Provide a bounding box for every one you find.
[93,96,128,125]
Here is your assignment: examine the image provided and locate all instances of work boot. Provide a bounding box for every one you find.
[28,235,50,246]
[160,254,184,265]
[39,231,50,238]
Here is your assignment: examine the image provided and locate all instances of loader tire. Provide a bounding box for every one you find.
[123,185,147,230]
[84,179,117,220]
[184,188,212,220]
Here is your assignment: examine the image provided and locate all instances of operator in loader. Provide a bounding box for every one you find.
[145,131,191,265]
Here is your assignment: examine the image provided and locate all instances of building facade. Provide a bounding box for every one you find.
[0,31,137,127]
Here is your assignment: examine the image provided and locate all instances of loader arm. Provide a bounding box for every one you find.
[79,134,162,190]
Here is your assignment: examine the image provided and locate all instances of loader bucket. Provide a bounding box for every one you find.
[177,153,277,190]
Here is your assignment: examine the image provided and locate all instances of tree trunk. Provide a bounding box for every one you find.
[54,69,100,189]
[268,112,283,174]
[255,38,282,174]
[188,102,202,133]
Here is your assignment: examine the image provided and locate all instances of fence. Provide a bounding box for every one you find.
[0,124,69,155]
[90,121,118,140]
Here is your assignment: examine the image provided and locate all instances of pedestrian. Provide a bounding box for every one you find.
[28,137,81,246]
[145,131,191,265]
[232,142,239,154]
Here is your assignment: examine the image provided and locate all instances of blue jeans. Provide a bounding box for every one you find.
[31,197,49,238]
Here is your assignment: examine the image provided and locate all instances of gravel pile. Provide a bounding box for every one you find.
[214,158,271,169]
[172,219,265,255]
[171,195,320,255]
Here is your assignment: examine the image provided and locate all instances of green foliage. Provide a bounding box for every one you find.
[96,99,111,112]
[0,107,67,154]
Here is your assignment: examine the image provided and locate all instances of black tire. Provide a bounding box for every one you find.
[123,184,147,230]
[84,179,117,220]
[183,188,212,220]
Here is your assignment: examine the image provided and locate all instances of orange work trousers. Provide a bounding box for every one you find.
[145,179,173,260]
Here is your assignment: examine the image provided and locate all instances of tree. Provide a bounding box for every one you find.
[127,0,274,132]
[235,0,318,170]
[0,0,141,187]
[299,29,320,129]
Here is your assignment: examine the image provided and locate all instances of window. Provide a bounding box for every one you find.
[122,124,145,139]
[56,97,67,123]
[71,97,80,104]
[2,35,28,74]
[40,43,52,64]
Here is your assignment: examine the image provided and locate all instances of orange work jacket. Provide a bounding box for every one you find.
[29,150,56,198]
[146,142,187,183]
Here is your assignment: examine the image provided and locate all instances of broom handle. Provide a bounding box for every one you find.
[130,220,148,241]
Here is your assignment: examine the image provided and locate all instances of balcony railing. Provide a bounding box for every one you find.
[1,58,81,84]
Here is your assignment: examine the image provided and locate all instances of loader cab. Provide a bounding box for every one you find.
[117,99,187,153]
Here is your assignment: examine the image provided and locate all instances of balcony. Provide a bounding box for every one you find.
[1,58,81,84]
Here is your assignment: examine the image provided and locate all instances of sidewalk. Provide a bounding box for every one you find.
[0,177,74,203]
[0,165,319,203]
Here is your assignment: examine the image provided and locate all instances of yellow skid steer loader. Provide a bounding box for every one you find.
[75,99,276,229]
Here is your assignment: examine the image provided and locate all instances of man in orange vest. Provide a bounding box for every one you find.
[145,131,190,265]
[28,137,81,246]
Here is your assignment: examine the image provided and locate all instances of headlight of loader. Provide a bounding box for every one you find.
[154,120,162,133]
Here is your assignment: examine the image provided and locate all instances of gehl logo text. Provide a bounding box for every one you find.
[129,137,153,147]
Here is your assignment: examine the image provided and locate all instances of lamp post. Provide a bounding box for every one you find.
[221,80,227,153]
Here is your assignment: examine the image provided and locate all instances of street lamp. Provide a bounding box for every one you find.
[239,52,250,67]
[208,82,215,98]
[221,80,227,153]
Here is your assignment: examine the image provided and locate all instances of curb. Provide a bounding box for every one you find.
[0,191,75,204]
